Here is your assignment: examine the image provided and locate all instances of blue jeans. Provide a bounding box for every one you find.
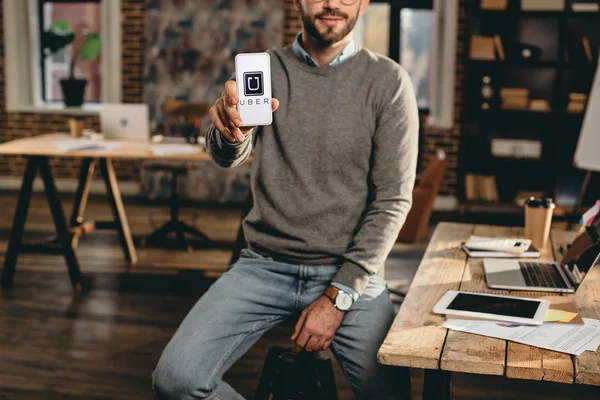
[152,249,411,399]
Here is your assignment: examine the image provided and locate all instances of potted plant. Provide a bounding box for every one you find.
[42,21,101,107]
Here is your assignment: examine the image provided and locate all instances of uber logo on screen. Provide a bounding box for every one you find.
[243,72,264,96]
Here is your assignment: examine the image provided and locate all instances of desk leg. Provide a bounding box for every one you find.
[37,157,85,292]
[423,370,452,400]
[99,158,137,265]
[70,158,96,227]
[1,158,38,289]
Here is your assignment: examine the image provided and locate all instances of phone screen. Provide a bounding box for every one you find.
[447,293,540,318]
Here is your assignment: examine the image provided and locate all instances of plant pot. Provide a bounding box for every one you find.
[60,79,88,107]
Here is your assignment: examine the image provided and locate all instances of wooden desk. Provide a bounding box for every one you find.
[378,222,600,399]
[0,133,216,291]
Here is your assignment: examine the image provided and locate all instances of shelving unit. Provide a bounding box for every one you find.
[460,0,600,218]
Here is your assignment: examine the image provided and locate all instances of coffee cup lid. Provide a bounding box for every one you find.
[525,197,555,208]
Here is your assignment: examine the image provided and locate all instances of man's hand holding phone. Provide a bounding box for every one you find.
[209,80,279,144]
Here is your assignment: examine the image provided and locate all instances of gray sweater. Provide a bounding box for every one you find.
[206,45,419,295]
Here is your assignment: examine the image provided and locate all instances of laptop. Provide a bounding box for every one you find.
[100,103,150,141]
[483,242,600,293]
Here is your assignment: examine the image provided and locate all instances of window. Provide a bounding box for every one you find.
[400,9,433,110]
[355,1,433,111]
[355,0,458,127]
[38,0,103,104]
[3,0,121,113]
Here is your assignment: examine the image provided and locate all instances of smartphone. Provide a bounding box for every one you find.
[234,52,272,127]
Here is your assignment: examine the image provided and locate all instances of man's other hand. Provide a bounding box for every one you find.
[291,295,345,353]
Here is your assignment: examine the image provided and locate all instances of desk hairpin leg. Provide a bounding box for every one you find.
[99,158,137,265]
[1,157,38,289]
[423,370,452,400]
[1,157,85,291]
[70,158,96,228]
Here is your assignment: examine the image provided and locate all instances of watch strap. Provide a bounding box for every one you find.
[324,286,338,304]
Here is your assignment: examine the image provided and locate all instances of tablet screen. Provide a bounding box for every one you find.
[447,293,540,318]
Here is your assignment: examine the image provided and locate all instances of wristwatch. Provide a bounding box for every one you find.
[324,286,354,311]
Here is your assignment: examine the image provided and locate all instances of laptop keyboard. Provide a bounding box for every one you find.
[518,262,568,288]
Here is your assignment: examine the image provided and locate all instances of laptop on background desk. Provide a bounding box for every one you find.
[483,240,600,294]
[100,103,150,141]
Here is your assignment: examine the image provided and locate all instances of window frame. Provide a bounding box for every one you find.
[3,0,121,115]
[369,0,434,114]
[37,0,103,105]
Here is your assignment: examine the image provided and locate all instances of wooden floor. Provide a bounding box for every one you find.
[0,191,599,399]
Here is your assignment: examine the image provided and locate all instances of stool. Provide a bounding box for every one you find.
[143,166,211,251]
[254,346,338,400]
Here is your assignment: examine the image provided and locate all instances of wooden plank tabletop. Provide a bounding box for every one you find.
[378,222,600,386]
[0,133,216,161]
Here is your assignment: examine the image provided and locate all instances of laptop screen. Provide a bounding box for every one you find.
[564,244,600,289]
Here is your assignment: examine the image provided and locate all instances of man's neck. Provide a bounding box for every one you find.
[300,29,353,67]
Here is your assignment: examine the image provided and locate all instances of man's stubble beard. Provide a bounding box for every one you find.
[300,2,361,46]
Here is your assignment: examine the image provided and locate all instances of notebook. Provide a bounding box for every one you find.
[462,243,540,258]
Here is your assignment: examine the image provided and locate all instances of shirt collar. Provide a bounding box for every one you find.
[291,32,356,68]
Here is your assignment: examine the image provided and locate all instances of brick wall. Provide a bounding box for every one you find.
[0,0,465,196]
[0,0,145,181]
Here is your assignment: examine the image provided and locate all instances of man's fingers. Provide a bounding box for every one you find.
[216,100,245,142]
[224,102,243,129]
[291,311,307,341]
[224,80,238,106]
[305,337,324,353]
[271,98,280,112]
[322,339,332,351]
[210,105,235,142]
[293,330,311,354]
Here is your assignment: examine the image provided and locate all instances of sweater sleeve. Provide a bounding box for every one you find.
[331,67,419,296]
[205,124,255,168]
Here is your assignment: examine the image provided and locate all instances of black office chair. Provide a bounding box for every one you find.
[142,165,211,251]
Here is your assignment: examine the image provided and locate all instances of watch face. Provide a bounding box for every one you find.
[335,292,353,311]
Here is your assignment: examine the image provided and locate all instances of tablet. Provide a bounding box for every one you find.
[433,290,550,325]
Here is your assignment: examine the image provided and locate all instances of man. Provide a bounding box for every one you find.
[152,0,418,398]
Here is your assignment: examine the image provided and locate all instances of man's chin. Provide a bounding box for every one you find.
[313,29,346,46]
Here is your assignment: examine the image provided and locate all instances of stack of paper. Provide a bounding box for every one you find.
[444,318,600,355]
[53,138,122,152]
[500,87,530,110]
[150,144,203,156]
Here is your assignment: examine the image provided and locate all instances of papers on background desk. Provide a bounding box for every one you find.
[149,144,203,156]
[443,318,600,355]
[53,138,122,152]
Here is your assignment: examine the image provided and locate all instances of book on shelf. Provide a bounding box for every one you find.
[464,174,499,203]
[465,174,478,201]
[582,36,593,62]
[480,0,508,11]
[567,101,586,113]
[502,98,530,110]
[493,35,506,61]
[470,36,496,60]
[570,93,588,102]
[529,99,552,112]
[521,0,565,11]
[500,88,531,98]
[571,2,600,12]
[500,87,530,110]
